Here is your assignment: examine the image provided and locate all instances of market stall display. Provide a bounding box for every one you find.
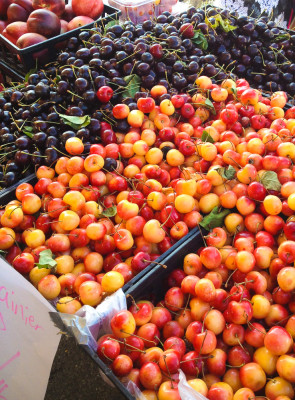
[0,2,295,400]
[1,6,295,186]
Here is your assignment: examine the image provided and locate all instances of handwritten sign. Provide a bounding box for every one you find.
[0,258,61,400]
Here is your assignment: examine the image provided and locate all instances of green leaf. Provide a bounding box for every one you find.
[275,33,290,41]
[121,74,141,99]
[53,75,61,84]
[59,114,91,130]
[206,15,237,33]
[205,17,218,29]
[25,68,37,82]
[205,98,214,108]
[231,87,237,96]
[23,126,33,138]
[216,15,237,32]
[36,249,57,270]
[260,171,282,191]
[217,165,236,180]
[199,207,230,231]
[215,15,237,32]
[191,30,208,50]
[204,98,216,115]
[201,130,214,143]
[101,205,117,218]
[194,99,216,115]
[104,20,117,31]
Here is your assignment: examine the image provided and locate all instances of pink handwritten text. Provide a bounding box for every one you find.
[0,351,21,400]
[0,313,5,331]
[0,286,43,331]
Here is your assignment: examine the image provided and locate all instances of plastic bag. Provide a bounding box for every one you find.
[95,288,127,335]
[121,379,145,400]
[178,370,209,400]
[53,289,126,352]
[121,370,209,400]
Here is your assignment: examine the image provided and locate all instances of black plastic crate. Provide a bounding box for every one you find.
[0,3,120,75]
[0,59,25,84]
[0,173,36,204]
[125,229,203,301]
[122,226,200,292]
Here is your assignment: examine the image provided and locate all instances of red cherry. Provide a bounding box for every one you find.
[97,86,113,103]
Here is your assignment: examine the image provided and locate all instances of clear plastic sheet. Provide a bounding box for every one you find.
[52,289,126,351]
[178,370,209,400]
[95,288,127,335]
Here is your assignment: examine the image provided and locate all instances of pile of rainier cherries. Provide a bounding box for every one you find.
[1,76,295,400]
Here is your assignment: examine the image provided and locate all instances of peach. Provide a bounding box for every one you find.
[62,3,75,21]
[7,0,33,23]
[32,0,65,17]
[60,19,68,33]
[68,16,94,30]
[27,9,61,38]
[2,21,28,45]
[72,0,104,19]
[16,32,47,62]
[0,0,10,18]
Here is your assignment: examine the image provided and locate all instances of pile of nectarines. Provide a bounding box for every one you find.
[0,0,104,50]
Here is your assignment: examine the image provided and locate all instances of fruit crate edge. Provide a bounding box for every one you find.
[0,59,25,85]
[0,174,36,203]
[122,226,200,292]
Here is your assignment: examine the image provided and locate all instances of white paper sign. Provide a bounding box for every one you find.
[0,258,61,400]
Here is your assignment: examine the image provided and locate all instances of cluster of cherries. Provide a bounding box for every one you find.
[102,238,295,400]
[1,76,295,399]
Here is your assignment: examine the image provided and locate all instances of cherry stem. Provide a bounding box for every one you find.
[180,355,213,363]
[160,206,174,229]
[162,302,186,311]
[235,334,246,352]
[120,330,156,345]
[247,321,266,336]
[162,355,174,389]
[56,296,79,305]
[101,347,115,363]
[126,294,139,311]
[143,259,167,269]
[274,314,292,326]
[226,363,245,368]
[228,156,242,169]
[224,269,237,288]
[184,293,191,312]
[202,307,213,332]
[7,205,22,217]
[198,329,208,356]
[196,222,207,248]
[108,337,146,353]
[155,335,164,348]
[5,233,21,250]
[235,280,254,286]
